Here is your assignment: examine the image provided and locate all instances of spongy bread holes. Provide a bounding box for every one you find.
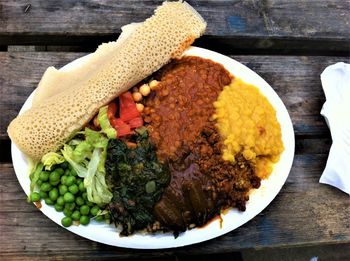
[8,1,206,159]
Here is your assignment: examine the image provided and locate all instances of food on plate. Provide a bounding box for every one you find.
[143,56,232,161]
[8,1,284,238]
[213,79,284,179]
[134,56,281,233]
[106,128,170,236]
[7,1,206,161]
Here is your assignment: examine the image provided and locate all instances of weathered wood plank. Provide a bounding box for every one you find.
[0,52,346,140]
[0,0,349,50]
[1,155,349,259]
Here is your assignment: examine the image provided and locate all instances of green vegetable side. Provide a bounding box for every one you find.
[106,127,170,236]
[28,99,169,234]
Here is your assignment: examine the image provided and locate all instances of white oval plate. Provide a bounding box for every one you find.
[12,46,295,249]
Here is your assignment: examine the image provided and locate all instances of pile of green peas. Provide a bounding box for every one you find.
[29,162,110,227]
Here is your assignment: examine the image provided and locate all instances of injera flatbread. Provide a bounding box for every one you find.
[8,1,206,160]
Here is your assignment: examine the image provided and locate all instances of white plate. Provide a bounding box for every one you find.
[11,46,295,249]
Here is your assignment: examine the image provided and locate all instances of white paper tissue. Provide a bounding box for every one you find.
[320,62,350,195]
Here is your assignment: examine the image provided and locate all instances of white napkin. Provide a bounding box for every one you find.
[320,62,350,195]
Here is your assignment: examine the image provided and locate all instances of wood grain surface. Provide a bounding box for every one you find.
[1,52,349,140]
[1,51,349,259]
[0,0,349,52]
[1,1,349,258]
[1,155,349,259]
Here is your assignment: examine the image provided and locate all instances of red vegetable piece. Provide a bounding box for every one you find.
[128,117,143,129]
[110,118,125,129]
[107,102,118,121]
[110,118,132,137]
[119,92,140,122]
[116,123,132,137]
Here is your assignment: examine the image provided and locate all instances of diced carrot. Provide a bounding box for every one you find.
[128,117,143,129]
[119,92,140,122]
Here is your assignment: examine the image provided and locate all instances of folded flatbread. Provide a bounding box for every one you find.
[8,1,206,160]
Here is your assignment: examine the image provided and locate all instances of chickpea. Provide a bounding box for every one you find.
[136,103,144,112]
[149,80,159,90]
[93,115,100,128]
[132,92,142,102]
[139,84,151,96]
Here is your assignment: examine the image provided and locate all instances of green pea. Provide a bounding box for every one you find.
[68,184,79,195]
[66,176,76,186]
[95,215,104,222]
[61,175,68,185]
[63,192,75,203]
[39,191,48,199]
[54,204,64,212]
[45,198,54,205]
[30,192,41,202]
[60,162,69,169]
[63,208,73,217]
[55,168,64,175]
[49,188,59,201]
[39,171,49,182]
[49,171,60,183]
[50,180,60,186]
[90,206,100,216]
[80,215,90,225]
[58,184,68,195]
[64,169,70,176]
[65,202,76,211]
[82,192,88,201]
[56,196,65,206]
[70,169,77,177]
[79,182,86,193]
[61,217,72,227]
[37,180,43,186]
[87,201,94,207]
[40,182,52,192]
[104,213,110,220]
[76,197,84,206]
[71,210,81,221]
[80,205,90,216]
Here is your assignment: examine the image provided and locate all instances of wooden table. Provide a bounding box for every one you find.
[1,1,349,260]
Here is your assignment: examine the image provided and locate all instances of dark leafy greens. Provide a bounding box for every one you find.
[106,127,170,236]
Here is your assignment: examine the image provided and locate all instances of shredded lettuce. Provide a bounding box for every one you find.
[28,158,39,176]
[61,128,113,204]
[98,105,117,139]
[84,148,113,204]
[41,152,65,170]
[29,162,44,194]
[61,145,88,178]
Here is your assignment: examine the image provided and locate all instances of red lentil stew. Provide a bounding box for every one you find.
[136,56,261,233]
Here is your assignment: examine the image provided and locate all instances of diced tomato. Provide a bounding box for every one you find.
[116,124,132,137]
[107,92,144,137]
[110,118,125,128]
[128,117,143,129]
[107,102,118,121]
[119,92,140,122]
[110,118,132,137]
